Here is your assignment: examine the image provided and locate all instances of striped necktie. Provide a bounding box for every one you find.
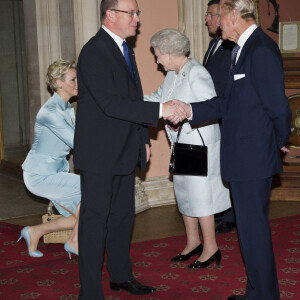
[230,44,240,73]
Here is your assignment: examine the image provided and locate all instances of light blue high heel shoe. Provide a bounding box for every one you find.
[64,242,78,259]
[17,226,43,258]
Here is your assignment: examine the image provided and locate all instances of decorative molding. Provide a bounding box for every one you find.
[283,57,300,89]
[135,175,176,213]
[271,165,300,201]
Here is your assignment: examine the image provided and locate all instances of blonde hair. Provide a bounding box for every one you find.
[46,59,76,92]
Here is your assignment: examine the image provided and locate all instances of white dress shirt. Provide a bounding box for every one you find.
[235,24,257,63]
[102,25,163,117]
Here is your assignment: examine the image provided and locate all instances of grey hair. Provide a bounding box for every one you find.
[222,0,256,20]
[150,28,190,56]
[46,59,76,92]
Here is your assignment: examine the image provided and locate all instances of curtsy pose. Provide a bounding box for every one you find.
[19,59,80,259]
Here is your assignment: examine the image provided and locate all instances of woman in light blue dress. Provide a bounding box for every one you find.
[18,59,80,258]
[144,29,231,269]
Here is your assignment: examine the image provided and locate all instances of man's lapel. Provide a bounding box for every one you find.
[99,28,134,81]
[233,27,259,75]
[223,28,260,111]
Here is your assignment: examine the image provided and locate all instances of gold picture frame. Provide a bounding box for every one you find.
[253,0,260,26]
[279,22,300,54]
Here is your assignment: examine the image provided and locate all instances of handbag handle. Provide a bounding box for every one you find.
[175,122,206,146]
[47,201,54,221]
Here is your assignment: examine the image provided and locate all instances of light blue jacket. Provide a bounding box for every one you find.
[22,93,75,175]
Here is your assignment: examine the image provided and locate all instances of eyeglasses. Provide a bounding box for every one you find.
[110,9,141,17]
[205,12,220,18]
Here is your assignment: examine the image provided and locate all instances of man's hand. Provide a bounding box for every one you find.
[281,146,290,153]
[145,144,151,163]
[171,99,192,119]
[280,128,295,153]
[162,101,186,124]
[165,99,192,124]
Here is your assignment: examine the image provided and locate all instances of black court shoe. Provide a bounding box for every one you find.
[110,277,156,295]
[171,244,203,262]
[188,249,221,269]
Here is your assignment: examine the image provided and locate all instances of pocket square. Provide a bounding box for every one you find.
[234,74,245,80]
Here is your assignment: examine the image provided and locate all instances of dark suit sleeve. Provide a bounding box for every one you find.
[251,46,291,148]
[190,96,223,126]
[78,44,159,127]
[142,126,150,145]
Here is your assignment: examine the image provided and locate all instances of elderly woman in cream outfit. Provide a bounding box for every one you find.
[144,29,231,268]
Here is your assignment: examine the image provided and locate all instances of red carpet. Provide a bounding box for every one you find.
[0,215,299,299]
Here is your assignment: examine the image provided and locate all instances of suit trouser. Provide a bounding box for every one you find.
[230,177,280,300]
[78,170,135,300]
[215,207,235,223]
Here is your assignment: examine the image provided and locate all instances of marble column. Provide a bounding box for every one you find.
[35,0,61,105]
[178,0,210,63]
[73,0,100,57]
[23,0,76,138]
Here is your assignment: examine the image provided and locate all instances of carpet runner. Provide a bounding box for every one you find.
[0,215,299,299]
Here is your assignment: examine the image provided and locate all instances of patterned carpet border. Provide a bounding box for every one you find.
[0,215,299,299]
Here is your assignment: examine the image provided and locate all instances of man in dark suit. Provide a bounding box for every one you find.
[203,0,236,234]
[74,0,184,299]
[171,0,291,299]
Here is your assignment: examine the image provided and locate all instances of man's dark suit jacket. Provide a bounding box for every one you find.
[191,27,291,182]
[74,28,159,174]
[203,38,234,97]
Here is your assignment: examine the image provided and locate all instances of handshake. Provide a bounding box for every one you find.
[162,100,192,124]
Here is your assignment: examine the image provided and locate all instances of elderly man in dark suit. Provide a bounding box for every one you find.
[203,0,236,234]
[74,0,184,299]
[170,0,291,299]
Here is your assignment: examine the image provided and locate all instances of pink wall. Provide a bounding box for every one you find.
[259,0,300,96]
[135,0,300,178]
[259,0,300,48]
[134,0,178,178]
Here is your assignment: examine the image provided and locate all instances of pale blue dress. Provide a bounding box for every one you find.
[22,93,81,217]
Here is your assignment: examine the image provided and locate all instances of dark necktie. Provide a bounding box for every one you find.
[230,44,240,73]
[204,37,221,67]
[122,41,136,83]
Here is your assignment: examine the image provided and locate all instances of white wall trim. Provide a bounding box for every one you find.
[135,175,176,214]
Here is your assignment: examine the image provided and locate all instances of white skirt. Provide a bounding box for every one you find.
[174,140,231,217]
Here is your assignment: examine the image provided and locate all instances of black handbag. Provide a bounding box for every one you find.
[169,124,208,176]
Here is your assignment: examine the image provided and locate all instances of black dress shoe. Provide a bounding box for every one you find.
[215,222,236,234]
[110,277,156,295]
[171,244,203,262]
[227,295,248,300]
[188,249,221,269]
